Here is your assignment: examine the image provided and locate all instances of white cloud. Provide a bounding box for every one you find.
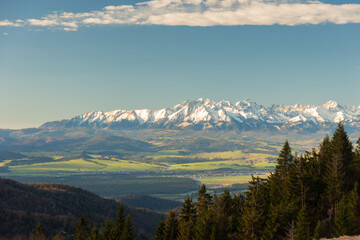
[0,19,21,27]
[3,32,9,35]
[0,0,360,30]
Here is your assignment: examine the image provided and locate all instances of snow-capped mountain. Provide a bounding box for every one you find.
[41,99,360,132]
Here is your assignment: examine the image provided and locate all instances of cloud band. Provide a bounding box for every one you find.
[1,0,360,31]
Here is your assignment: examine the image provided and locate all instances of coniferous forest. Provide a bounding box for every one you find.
[156,123,360,240]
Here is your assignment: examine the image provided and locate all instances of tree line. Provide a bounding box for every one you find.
[6,204,136,240]
[155,123,360,240]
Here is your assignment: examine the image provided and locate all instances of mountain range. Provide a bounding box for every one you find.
[41,98,360,133]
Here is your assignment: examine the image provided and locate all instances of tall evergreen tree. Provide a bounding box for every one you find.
[331,123,354,192]
[89,227,101,240]
[277,140,293,183]
[242,176,268,240]
[102,218,113,240]
[194,185,213,240]
[333,195,351,237]
[111,204,125,240]
[75,215,90,240]
[177,196,196,240]
[294,205,310,240]
[163,211,178,240]
[121,215,136,240]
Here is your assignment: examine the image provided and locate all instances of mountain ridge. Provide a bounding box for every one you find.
[40,99,360,133]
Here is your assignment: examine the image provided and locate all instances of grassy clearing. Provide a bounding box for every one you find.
[10,159,103,173]
[90,159,162,171]
[0,160,12,167]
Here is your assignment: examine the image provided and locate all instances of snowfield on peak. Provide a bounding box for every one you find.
[41,99,360,132]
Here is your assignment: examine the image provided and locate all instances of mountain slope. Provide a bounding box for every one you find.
[0,178,163,239]
[41,99,360,132]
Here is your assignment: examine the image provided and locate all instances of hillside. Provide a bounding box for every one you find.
[0,178,164,239]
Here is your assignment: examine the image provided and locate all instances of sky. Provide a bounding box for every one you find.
[0,0,360,129]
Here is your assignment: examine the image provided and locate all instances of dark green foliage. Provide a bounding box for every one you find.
[111,204,125,240]
[89,227,101,240]
[177,196,196,240]
[194,185,213,240]
[156,123,360,240]
[75,215,90,240]
[102,218,113,240]
[163,211,178,240]
[0,178,162,240]
[295,205,310,240]
[121,215,136,240]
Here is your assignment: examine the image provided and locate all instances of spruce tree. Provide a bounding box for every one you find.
[102,218,113,240]
[89,227,101,240]
[121,215,136,240]
[163,211,178,240]
[194,185,213,240]
[294,205,309,240]
[346,182,360,235]
[177,196,196,240]
[333,195,351,237]
[111,204,125,240]
[331,123,354,192]
[242,176,268,240]
[210,190,233,240]
[277,140,293,183]
[75,215,90,240]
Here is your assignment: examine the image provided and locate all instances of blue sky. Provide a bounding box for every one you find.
[0,0,360,129]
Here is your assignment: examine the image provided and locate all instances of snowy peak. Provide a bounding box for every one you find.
[322,100,339,110]
[41,99,360,132]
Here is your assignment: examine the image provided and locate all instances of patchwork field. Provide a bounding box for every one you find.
[0,135,309,196]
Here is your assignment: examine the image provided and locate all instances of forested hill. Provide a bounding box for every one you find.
[0,178,164,239]
[156,123,360,240]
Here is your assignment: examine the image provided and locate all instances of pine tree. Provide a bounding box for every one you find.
[346,182,360,235]
[210,190,233,240]
[294,205,310,240]
[232,193,245,239]
[75,215,90,240]
[353,138,360,184]
[121,215,136,240]
[102,218,113,240]
[163,211,178,240]
[242,176,268,240]
[194,185,213,240]
[333,195,350,237]
[177,196,196,240]
[89,227,101,240]
[111,204,125,240]
[277,140,293,183]
[331,123,354,192]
